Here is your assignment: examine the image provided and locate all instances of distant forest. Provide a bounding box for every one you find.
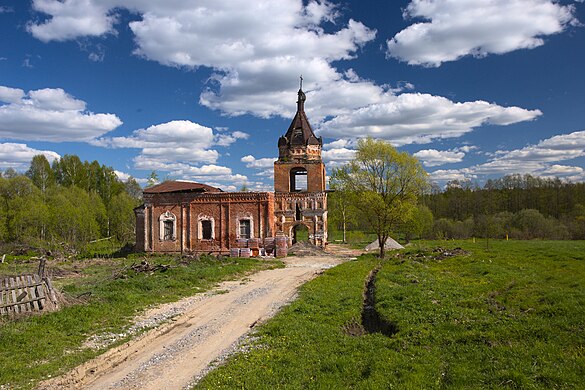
[422,175,585,240]
[328,174,585,241]
[3,155,585,252]
[0,154,142,253]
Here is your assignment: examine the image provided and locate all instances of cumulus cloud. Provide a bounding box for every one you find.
[319,93,542,145]
[429,130,585,184]
[321,147,356,168]
[0,142,60,170]
[28,0,380,121]
[215,131,249,147]
[93,120,222,166]
[28,0,117,42]
[93,120,251,188]
[241,155,275,169]
[240,155,275,180]
[0,85,121,142]
[387,0,578,67]
[414,149,465,167]
[27,0,543,142]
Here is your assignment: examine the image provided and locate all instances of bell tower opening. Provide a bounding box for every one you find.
[290,168,308,192]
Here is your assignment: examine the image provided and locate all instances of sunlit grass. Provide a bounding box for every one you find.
[196,240,585,389]
[0,255,283,389]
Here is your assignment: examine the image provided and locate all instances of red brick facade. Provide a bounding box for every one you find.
[135,87,327,253]
[135,190,275,253]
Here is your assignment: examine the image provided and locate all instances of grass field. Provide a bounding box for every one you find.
[0,255,283,389]
[196,240,585,389]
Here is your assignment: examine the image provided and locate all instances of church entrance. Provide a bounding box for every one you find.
[292,223,309,244]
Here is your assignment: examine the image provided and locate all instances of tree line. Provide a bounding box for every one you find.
[329,169,585,243]
[424,175,585,240]
[0,155,142,251]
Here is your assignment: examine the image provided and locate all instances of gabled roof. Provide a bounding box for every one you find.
[281,89,321,147]
[144,180,223,194]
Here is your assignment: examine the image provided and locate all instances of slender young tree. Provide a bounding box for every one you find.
[331,138,428,258]
[26,154,55,194]
[328,172,356,243]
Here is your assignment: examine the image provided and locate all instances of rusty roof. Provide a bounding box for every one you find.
[143,180,223,194]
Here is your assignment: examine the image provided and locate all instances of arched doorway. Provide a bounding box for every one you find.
[291,223,309,244]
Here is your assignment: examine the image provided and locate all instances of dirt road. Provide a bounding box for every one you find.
[39,248,357,389]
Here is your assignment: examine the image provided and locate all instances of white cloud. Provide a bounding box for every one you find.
[0,85,121,142]
[27,0,543,143]
[321,147,356,165]
[113,170,128,181]
[28,0,381,121]
[240,155,275,181]
[319,93,542,145]
[429,130,585,184]
[387,0,578,67]
[94,120,251,189]
[0,143,60,170]
[28,0,117,42]
[429,169,471,182]
[0,86,25,103]
[93,120,220,166]
[414,149,465,167]
[215,130,249,147]
[241,155,275,169]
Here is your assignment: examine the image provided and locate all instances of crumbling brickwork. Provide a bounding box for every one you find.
[135,86,327,253]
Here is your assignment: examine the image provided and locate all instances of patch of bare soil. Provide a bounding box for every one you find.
[37,254,348,390]
[394,247,470,262]
[287,241,330,256]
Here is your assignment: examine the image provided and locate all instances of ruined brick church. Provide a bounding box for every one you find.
[135,87,327,253]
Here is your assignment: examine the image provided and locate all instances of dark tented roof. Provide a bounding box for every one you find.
[143,180,222,194]
[281,89,322,147]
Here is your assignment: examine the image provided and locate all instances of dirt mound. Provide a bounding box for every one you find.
[287,241,329,257]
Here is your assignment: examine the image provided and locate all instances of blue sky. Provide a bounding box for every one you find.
[1,0,584,190]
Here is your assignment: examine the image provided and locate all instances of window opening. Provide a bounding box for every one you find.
[163,220,173,241]
[290,168,307,192]
[296,203,302,221]
[239,219,251,239]
[201,220,212,240]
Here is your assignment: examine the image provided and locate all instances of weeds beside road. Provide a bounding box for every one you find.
[0,255,282,389]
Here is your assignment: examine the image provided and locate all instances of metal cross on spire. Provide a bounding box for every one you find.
[299,75,303,90]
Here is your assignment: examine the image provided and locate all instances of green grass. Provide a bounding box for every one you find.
[0,255,283,389]
[196,240,585,389]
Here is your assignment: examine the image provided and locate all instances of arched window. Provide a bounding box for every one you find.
[159,211,176,241]
[197,215,215,240]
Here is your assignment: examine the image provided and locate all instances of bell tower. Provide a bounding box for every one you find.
[274,83,327,247]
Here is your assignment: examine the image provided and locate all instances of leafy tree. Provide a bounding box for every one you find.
[402,204,434,241]
[124,177,143,200]
[147,171,159,187]
[54,154,87,187]
[331,138,428,257]
[46,186,102,246]
[26,154,55,193]
[109,192,140,242]
[3,168,18,179]
[328,173,357,243]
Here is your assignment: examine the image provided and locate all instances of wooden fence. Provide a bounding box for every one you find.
[0,259,58,315]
